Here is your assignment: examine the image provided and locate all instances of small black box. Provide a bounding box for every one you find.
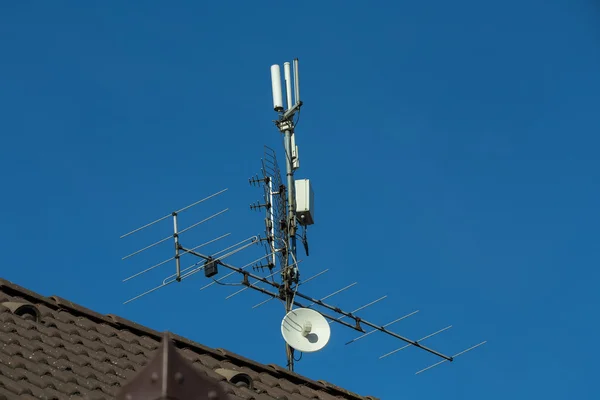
[204,257,218,278]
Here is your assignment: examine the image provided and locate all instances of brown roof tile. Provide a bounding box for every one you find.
[0,277,378,400]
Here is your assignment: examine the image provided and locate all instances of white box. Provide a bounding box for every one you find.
[295,179,314,226]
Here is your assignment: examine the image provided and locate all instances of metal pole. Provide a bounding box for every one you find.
[172,213,181,281]
[283,125,296,371]
[268,179,276,268]
[283,128,297,266]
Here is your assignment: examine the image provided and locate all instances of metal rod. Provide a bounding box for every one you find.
[350,295,387,312]
[282,102,301,120]
[281,117,298,373]
[329,295,387,324]
[181,233,232,255]
[163,260,203,285]
[211,236,258,256]
[321,283,357,300]
[379,325,453,359]
[120,214,171,240]
[418,325,453,343]
[300,269,329,284]
[189,235,259,265]
[415,360,447,376]
[268,179,276,267]
[283,125,297,291]
[123,257,172,283]
[180,249,453,361]
[346,311,420,345]
[175,188,229,213]
[122,235,172,260]
[263,146,277,160]
[251,296,276,309]
[173,213,181,280]
[124,281,174,304]
[306,283,357,307]
[120,188,228,239]
[452,341,487,358]
[122,233,231,283]
[415,341,487,375]
[163,261,204,285]
[179,209,228,235]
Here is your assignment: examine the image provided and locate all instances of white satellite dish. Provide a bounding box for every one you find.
[281,308,331,353]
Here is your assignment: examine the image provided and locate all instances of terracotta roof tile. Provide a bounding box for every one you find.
[0,277,378,400]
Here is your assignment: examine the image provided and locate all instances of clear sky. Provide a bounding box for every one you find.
[1,1,599,399]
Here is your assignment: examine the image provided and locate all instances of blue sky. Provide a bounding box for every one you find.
[1,1,599,399]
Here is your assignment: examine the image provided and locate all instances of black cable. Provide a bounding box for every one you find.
[211,278,244,287]
[294,109,301,127]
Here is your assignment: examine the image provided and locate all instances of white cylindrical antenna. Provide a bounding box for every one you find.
[284,62,293,111]
[293,58,300,105]
[270,64,284,112]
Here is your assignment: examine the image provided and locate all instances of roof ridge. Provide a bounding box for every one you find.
[0,278,374,400]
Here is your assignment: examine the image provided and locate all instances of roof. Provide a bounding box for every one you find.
[0,278,378,400]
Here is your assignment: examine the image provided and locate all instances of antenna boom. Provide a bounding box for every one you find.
[180,247,454,362]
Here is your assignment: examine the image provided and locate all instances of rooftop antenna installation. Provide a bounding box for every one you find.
[120,58,486,375]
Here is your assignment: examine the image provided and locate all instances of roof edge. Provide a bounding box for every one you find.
[0,278,375,400]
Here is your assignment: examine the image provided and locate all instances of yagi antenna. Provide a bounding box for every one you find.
[120,188,261,304]
[119,58,486,377]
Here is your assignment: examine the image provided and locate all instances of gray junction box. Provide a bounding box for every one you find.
[294,179,314,226]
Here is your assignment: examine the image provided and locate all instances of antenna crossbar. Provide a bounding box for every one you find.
[120,189,228,239]
[121,209,229,261]
[345,311,420,345]
[180,248,454,362]
[305,282,357,307]
[415,341,488,375]
[379,325,453,359]
[179,209,228,235]
[329,295,388,324]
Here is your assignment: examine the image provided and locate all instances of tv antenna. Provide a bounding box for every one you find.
[120,58,486,375]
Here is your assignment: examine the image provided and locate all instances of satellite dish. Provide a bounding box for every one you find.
[281,308,331,353]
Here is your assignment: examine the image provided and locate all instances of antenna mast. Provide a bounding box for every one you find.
[120,57,486,377]
[270,59,304,370]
